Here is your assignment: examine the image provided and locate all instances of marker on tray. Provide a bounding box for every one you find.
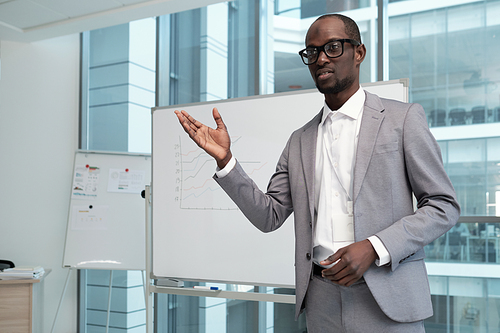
[193,286,219,291]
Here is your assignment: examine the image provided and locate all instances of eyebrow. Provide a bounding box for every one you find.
[305,37,346,48]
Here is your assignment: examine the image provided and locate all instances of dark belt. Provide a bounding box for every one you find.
[313,263,324,276]
[312,263,365,284]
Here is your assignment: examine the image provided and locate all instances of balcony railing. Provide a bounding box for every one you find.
[425,217,500,264]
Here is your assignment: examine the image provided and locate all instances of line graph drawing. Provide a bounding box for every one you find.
[174,136,268,210]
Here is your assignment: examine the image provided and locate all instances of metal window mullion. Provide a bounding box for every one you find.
[170,14,179,105]
[255,0,261,95]
[377,0,389,82]
[228,1,237,99]
[79,32,90,150]
[78,269,87,332]
[370,0,377,82]
[446,276,450,333]
[155,17,160,108]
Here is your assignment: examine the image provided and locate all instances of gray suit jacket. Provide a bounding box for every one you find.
[215,91,460,322]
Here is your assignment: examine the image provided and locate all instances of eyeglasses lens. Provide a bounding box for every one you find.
[301,41,343,65]
[324,41,342,57]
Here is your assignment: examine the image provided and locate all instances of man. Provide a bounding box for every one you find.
[175,14,460,332]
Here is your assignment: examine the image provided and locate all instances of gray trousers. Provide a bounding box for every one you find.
[304,275,425,333]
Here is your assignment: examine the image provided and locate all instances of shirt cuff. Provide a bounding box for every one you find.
[367,236,391,266]
[215,156,236,178]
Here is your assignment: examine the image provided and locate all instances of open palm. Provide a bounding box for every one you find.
[174,107,232,169]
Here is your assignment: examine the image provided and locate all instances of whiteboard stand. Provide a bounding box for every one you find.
[106,270,113,333]
[149,285,295,303]
[51,267,73,333]
[142,270,147,310]
[145,185,153,333]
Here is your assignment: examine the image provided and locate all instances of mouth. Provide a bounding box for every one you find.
[316,68,334,80]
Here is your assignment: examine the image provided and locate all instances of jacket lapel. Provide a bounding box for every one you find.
[301,109,322,222]
[353,92,385,202]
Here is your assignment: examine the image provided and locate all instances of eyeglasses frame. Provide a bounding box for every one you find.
[298,39,361,65]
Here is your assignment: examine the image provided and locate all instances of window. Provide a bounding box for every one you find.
[80,1,500,331]
[81,18,156,153]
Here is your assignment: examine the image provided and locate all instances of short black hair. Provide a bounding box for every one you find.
[314,14,362,44]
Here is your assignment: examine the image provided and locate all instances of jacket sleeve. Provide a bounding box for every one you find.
[213,137,294,233]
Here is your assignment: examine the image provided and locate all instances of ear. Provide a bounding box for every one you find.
[355,44,366,66]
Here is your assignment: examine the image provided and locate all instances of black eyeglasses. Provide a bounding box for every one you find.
[298,39,361,65]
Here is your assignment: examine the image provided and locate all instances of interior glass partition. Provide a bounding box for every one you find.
[389,1,500,128]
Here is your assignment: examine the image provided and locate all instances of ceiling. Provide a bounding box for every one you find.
[0,0,223,42]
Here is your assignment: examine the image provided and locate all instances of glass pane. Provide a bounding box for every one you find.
[82,18,156,153]
[274,1,375,94]
[425,277,500,332]
[425,221,500,263]
[157,0,257,106]
[155,283,306,332]
[448,139,487,216]
[437,137,500,217]
[81,270,147,330]
[389,1,500,127]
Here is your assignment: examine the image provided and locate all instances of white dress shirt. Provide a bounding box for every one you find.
[216,87,390,266]
[313,87,389,267]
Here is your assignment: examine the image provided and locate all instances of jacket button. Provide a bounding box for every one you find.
[306,253,311,260]
[309,221,312,227]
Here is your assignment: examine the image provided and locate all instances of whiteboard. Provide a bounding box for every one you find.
[152,79,408,287]
[63,151,151,270]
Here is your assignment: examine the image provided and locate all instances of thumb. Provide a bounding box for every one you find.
[212,107,226,130]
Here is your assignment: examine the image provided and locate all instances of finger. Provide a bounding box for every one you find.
[181,110,203,129]
[179,111,204,137]
[175,111,194,134]
[322,264,349,281]
[212,107,226,131]
[344,277,360,287]
[323,264,357,284]
[320,249,343,266]
[174,110,185,124]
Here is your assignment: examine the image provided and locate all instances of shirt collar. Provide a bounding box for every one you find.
[320,86,366,125]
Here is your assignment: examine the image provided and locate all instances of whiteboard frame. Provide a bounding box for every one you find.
[145,80,409,333]
[150,79,408,287]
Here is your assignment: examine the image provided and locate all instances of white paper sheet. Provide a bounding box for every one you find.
[71,165,101,199]
[71,205,109,230]
[107,168,145,194]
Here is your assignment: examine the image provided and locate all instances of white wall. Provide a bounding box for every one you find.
[0,34,79,332]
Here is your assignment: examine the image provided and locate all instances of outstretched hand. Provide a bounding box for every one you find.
[320,240,377,287]
[174,107,232,169]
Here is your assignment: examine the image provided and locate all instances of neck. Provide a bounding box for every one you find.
[324,84,359,111]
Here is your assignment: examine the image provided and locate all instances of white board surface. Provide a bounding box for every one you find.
[152,80,408,287]
[63,151,151,270]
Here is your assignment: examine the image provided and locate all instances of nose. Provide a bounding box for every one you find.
[316,49,330,65]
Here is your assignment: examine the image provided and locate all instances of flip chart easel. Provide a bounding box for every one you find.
[54,150,151,332]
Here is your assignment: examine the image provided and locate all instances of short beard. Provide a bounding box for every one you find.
[316,75,355,95]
